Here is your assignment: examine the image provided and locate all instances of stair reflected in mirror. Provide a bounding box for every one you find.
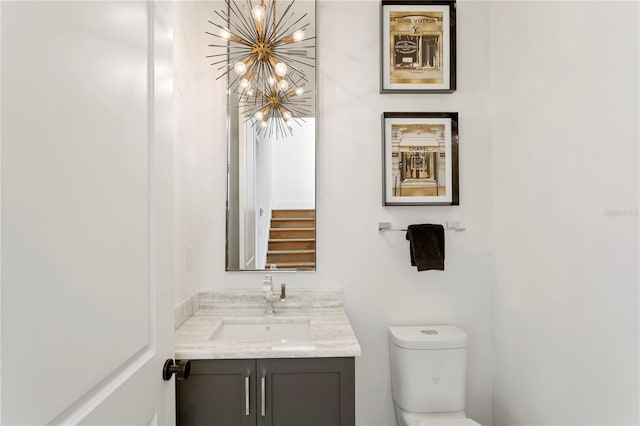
[266,209,316,269]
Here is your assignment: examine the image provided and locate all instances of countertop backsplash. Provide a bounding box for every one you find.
[175,288,344,329]
[174,292,200,329]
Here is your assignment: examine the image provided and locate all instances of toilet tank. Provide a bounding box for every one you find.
[388,325,468,413]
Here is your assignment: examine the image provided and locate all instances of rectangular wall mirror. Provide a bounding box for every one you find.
[221,0,316,271]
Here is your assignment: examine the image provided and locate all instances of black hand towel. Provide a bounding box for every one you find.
[405,224,445,271]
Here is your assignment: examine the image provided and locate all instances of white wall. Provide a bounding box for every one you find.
[489,2,639,425]
[316,4,494,422]
[174,1,495,424]
[174,1,640,425]
[173,1,224,301]
[272,119,316,209]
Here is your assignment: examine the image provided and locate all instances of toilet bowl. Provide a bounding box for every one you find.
[388,325,482,426]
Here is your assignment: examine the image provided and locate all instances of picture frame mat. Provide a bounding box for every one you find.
[382,3,450,91]
[384,116,453,204]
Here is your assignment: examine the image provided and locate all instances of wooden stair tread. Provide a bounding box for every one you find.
[271,209,315,218]
[271,219,315,228]
[269,238,315,242]
[270,229,315,238]
[270,227,316,231]
[268,249,315,254]
[268,239,315,251]
[265,262,315,268]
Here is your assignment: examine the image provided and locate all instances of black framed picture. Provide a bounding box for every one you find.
[380,1,456,93]
[382,112,459,206]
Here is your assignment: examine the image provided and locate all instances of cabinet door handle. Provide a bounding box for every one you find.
[261,376,266,417]
[245,376,250,416]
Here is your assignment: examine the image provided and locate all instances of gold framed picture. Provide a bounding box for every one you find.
[381,1,456,93]
[383,112,459,206]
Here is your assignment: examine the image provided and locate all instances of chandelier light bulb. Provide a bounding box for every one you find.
[261,120,268,128]
[293,30,305,42]
[275,63,288,77]
[247,88,254,96]
[251,4,266,21]
[268,76,276,86]
[286,119,293,128]
[255,111,264,120]
[239,78,251,89]
[219,28,231,39]
[277,79,289,91]
[295,87,304,96]
[282,111,292,121]
[233,62,248,75]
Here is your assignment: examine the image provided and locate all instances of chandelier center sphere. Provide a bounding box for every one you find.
[252,40,273,62]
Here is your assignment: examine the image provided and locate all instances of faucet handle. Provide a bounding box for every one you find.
[263,275,272,291]
[280,283,286,301]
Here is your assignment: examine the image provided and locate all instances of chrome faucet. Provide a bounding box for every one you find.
[263,275,286,316]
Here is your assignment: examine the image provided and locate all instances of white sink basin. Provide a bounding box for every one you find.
[210,317,311,342]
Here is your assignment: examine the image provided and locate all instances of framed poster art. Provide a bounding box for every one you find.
[382,112,459,206]
[380,0,456,93]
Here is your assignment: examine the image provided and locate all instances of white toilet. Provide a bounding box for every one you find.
[388,325,481,426]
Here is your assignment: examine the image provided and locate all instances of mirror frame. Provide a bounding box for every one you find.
[225,0,318,272]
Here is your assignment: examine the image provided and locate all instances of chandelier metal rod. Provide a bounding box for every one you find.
[268,0,297,40]
[229,0,260,39]
[272,14,308,43]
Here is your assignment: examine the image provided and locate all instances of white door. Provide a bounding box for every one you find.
[239,120,257,269]
[1,1,176,424]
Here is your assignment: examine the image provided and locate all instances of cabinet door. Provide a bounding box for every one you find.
[177,359,256,426]
[257,358,355,426]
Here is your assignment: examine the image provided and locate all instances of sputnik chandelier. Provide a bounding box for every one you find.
[207,0,315,138]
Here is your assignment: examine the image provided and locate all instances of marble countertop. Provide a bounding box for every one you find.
[174,289,362,360]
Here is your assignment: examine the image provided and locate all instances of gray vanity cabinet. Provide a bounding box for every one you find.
[176,359,256,426]
[258,358,355,426]
[176,357,355,426]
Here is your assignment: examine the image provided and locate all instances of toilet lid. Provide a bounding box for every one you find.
[418,418,481,426]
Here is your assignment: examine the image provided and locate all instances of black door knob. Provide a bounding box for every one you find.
[162,359,191,381]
